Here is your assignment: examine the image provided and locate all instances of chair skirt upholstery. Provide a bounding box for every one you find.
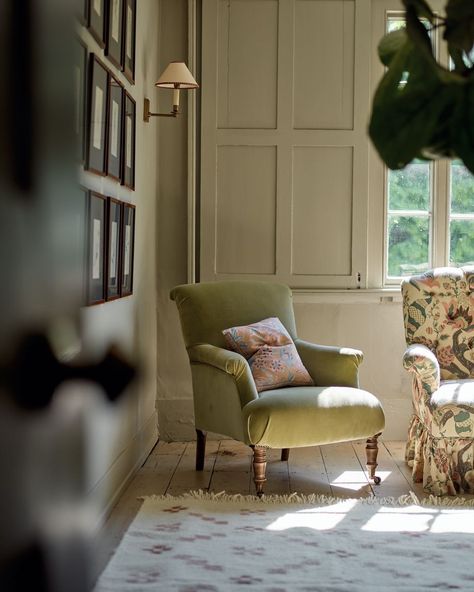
[405,379,474,495]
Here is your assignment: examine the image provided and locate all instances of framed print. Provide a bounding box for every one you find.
[86,55,109,175]
[88,0,106,47]
[120,203,135,297]
[86,192,107,305]
[78,186,89,305]
[77,0,88,25]
[106,76,124,180]
[122,92,135,189]
[122,0,136,84]
[74,40,87,162]
[106,197,122,300]
[106,0,124,69]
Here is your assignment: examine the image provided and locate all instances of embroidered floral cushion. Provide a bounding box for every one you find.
[222,317,313,392]
[248,343,314,392]
[223,317,294,358]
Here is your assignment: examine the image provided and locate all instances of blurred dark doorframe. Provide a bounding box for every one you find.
[0,3,132,590]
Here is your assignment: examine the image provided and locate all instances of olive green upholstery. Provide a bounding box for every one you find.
[171,280,385,449]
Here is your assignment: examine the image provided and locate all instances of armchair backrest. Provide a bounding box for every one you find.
[170,281,298,350]
[401,266,474,380]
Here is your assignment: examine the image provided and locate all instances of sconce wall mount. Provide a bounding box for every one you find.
[144,61,199,123]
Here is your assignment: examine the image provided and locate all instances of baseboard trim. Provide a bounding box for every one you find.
[90,411,158,526]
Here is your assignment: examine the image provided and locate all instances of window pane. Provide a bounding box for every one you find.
[387,215,430,277]
[450,161,474,214]
[450,219,474,266]
[388,161,431,210]
[387,18,405,33]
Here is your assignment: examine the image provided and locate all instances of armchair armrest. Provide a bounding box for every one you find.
[294,339,363,388]
[188,344,258,407]
[402,344,440,394]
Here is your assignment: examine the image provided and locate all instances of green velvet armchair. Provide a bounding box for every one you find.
[171,280,385,495]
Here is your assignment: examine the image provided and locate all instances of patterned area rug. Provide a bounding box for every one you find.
[95,491,474,591]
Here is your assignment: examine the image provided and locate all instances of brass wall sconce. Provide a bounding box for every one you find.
[143,61,199,122]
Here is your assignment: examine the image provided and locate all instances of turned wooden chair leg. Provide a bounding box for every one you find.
[251,446,267,497]
[196,429,207,471]
[366,433,382,485]
[281,448,290,462]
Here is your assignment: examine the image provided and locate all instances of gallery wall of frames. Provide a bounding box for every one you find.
[75,0,137,306]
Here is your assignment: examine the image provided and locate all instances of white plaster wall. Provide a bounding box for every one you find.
[78,0,160,517]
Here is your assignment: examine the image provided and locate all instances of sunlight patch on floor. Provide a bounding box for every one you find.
[330,470,392,490]
[265,500,358,531]
[361,506,474,534]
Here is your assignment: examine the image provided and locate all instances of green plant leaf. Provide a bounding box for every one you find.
[448,43,468,73]
[369,41,452,169]
[378,29,408,67]
[405,4,435,63]
[444,0,474,53]
[402,0,435,22]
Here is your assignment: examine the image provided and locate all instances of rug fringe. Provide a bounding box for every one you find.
[139,490,474,508]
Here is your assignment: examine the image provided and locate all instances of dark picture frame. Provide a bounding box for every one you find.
[74,40,88,163]
[106,197,123,301]
[122,92,135,189]
[86,192,107,305]
[88,0,106,47]
[77,0,89,25]
[106,75,124,180]
[120,203,135,297]
[86,55,109,176]
[106,0,124,69]
[79,186,89,305]
[122,0,136,84]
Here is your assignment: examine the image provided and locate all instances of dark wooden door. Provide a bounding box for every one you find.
[0,3,132,590]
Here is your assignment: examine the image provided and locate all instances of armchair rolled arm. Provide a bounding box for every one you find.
[294,339,363,388]
[188,344,258,406]
[402,344,440,394]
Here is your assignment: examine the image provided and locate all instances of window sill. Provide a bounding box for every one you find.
[292,288,402,305]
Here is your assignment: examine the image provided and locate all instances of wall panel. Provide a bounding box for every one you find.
[216,145,277,274]
[217,0,278,129]
[293,0,354,130]
[291,146,353,275]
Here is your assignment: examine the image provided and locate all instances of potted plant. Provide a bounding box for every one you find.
[369,0,474,173]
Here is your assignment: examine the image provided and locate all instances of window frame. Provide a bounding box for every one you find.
[370,0,472,287]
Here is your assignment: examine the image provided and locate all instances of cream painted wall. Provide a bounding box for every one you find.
[78,0,160,517]
[155,0,196,441]
[293,295,412,440]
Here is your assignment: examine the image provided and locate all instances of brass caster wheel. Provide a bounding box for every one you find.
[373,476,381,485]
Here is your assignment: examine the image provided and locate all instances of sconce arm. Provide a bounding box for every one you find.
[143,98,179,122]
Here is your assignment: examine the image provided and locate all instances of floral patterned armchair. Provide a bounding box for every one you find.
[402,267,474,495]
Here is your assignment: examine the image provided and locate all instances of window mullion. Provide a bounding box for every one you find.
[433,159,449,267]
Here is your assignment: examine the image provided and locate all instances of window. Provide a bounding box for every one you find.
[383,12,474,283]
[449,161,474,266]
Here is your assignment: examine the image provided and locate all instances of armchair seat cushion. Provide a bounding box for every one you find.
[429,380,474,438]
[243,386,385,449]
